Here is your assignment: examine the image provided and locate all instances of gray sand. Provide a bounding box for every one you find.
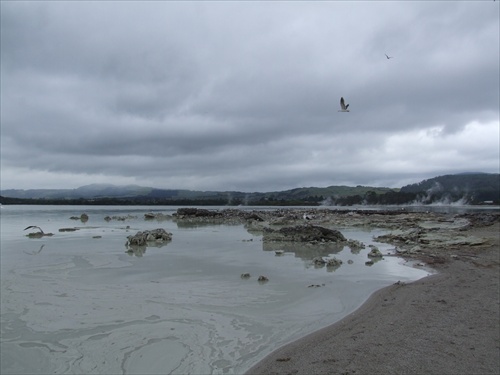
[247,222,500,375]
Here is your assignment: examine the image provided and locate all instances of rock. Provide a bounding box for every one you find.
[347,259,354,264]
[80,213,89,222]
[365,260,374,266]
[326,257,343,268]
[247,213,265,222]
[104,214,138,221]
[409,245,422,254]
[312,256,327,266]
[263,225,346,243]
[126,228,173,248]
[258,275,269,283]
[175,208,220,218]
[368,247,383,258]
[26,232,53,238]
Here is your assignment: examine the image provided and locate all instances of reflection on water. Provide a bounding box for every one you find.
[0,205,473,374]
[263,241,345,260]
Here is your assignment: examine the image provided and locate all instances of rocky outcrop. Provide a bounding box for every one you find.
[126,228,172,247]
[263,225,346,243]
[175,208,222,218]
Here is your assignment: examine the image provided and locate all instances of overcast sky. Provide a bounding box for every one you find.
[1,1,499,192]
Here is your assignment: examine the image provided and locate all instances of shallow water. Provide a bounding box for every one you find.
[0,206,430,374]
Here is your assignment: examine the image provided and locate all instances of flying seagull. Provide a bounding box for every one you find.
[339,97,350,112]
[385,53,394,59]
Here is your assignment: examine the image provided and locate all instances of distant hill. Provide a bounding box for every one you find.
[1,173,498,205]
[400,173,499,203]
[0,183,393,201]
[0,184,154,200]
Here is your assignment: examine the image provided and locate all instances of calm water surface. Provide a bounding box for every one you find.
[1,205,433,374]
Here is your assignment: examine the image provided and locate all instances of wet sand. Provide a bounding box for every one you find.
[247,220,500,374]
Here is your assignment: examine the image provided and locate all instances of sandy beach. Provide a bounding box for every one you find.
[247,218,500,375]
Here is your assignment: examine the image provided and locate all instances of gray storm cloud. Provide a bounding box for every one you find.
[1,1,498,191]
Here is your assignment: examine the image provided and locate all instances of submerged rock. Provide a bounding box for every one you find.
[105,214,138,221]
[144,212,171,220]
[70,213,89,222]
[25,232,53,238]
[258,275,269,283]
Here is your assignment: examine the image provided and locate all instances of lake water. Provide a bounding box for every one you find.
[0,205,432,374]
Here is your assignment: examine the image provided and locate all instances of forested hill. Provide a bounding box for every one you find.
[1,173,498,206]
[400,173,499,203]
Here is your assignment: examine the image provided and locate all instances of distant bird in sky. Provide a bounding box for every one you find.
[385,53,394,59]
[339,97,350,112]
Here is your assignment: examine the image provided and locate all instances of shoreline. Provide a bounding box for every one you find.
[246,221,500,375]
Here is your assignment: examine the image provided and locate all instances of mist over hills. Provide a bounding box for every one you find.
[1,173,498,206]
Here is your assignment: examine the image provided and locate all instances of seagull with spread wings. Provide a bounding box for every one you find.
[338,97,350,112]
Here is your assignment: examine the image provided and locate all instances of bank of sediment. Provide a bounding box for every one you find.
[245,216,500,375]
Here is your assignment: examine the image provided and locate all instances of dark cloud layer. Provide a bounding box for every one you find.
[1,2,499,191]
